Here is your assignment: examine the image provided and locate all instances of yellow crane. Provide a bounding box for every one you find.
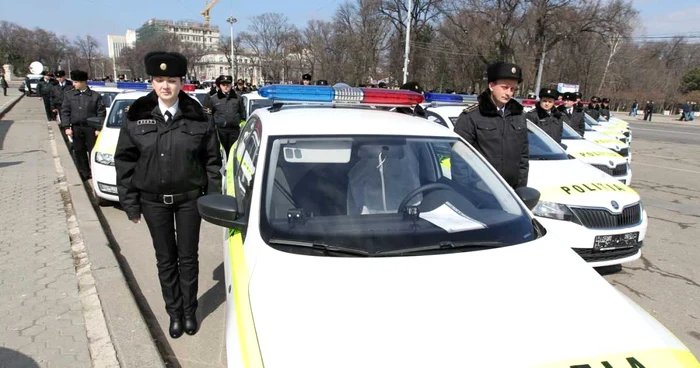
[200,0,219,27]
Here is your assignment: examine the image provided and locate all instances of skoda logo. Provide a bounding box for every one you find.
[611,200,620,210]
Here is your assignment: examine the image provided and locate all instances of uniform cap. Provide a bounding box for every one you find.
[315,79,329,86]
[236,78,245,84]
[602,97,610,103]
[590,96,601,103]
[378,82,387,88]
[562,92,577,101]
[399,81,423,94]
[302,73,312,81]
[70,70,88,81]
[144,51,187,77]
[486,62,523,83]
[538,88,558,100]
[219,75,233,84]
[574,92,583,100]
[55,70,66,78]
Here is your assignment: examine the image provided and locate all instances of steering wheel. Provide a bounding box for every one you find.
[397,183,454,213]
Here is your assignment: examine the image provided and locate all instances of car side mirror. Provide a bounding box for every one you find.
[515,187,541,210]
[559,142,568,150]
[86,116,104,130]
[197,194,247,229]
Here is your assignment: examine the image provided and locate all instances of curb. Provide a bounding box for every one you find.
[51,122,165,367]
[0,94,24,119]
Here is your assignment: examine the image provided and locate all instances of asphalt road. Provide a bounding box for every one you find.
[92,115,699,365]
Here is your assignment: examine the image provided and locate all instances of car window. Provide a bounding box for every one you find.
[190,93,207,106]
[106,99,136,128]
[260,135,534,256]
[528,124,569,160]
[232,117,262,216]
[98,92,119,108]
[584,113,600,125]
[426,112,449,128]
[562,122,583,140]
[248,99,273,119]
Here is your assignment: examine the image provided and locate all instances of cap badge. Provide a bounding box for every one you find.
[160,63,167,71]
[511,67,517,73]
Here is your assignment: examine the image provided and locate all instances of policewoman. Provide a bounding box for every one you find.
[453,62,529,189]
[525,88,564,143]
[203,74,246,156]
[114,52,222,338]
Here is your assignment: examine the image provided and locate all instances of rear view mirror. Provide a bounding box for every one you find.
[197,194,246,229]
[515,187,541,210]
[86,116,104,130]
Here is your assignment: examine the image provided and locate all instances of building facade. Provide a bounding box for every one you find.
[136,19,220,50]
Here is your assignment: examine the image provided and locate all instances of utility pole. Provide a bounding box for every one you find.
[226,16,237,79]
[534,49,545,96]
[402,0,412,84]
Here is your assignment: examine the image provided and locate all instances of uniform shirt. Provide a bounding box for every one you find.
[158,98,179,122]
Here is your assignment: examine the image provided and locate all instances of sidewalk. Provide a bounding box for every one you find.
[0,98,117,366]
[617,111,699,126]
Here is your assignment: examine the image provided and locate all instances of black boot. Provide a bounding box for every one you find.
[169,317,184,339]
[184,314,198,336]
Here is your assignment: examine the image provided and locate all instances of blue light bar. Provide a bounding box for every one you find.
[87,81,106,87]
[258,85,424,106]
[116,82,150,90]
[424,92,478,104]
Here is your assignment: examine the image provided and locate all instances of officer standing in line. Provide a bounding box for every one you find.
[454,62,529,189]
[203,75,246,156]
[600,97,611,120]
[558,92,585,136]
[525,88,564,143]
[51,70,74,123]
[114,52,222,339]
[60,70,105,180]
[316,80,329,86]
[586,96,602,121]
[37,71,55,121]
[301,73,312,85]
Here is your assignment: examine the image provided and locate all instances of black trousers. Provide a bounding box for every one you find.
[42,96,54,120]
[643,110,652,121]
[216,126,240,158]
[2,87,6,96]
[141,197,202,318]
[71,125,97,178]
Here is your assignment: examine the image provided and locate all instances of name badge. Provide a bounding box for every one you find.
[137,119,156,125]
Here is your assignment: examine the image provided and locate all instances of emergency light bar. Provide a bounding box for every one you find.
[86,81,151,90]
[181,84,196,92]
[258,85,424,106]
[423,92,478,104]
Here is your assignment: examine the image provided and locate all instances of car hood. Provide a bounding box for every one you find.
[563,138,627,165]
[249,238,689,368]
[528,159,639,207]
[583,131,627,149]
[94,127,120,155]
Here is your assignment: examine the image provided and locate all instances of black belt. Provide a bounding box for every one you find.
[141,188,202,205]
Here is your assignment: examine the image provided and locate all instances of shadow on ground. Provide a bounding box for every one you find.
[0,347,41,367]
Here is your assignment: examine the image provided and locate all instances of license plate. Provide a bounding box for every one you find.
[594,232,639,251]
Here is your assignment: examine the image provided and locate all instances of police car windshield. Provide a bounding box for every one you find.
[259,135,535,257]
[562,123,583,140]
[584,113,600,126]
[98,92,119,108]
[106,99,135,128]
[527,124,570,160]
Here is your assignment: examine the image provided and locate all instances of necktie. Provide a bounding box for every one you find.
[164,111,172,122]
[568,108,572,115]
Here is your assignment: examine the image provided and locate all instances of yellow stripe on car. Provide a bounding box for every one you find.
[571,151,624,159]
[533,348,700,367]
[594,139,624,145]
[227,230,264,368]
[538,182,638,201]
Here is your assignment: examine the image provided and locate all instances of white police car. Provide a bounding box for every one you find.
[584,122,631,162]
[241,91,272,121]
[586,113,632,143]
[562,123,631,184]
[195,86,698,368]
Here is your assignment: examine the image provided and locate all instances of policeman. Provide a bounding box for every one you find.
[302,73,312,85]
[378,82,388,89]
[586,96,602,121]
[51,70,74,123]
[600,97,611,120]
[60,70,105,180]
[235,78,248,93]
[454,62,529,189]
[208,75,220,96]
[37,71,55,121]
[203,74,246,155]
[115,52,221,338]
[525,88,564,143]
[558,92,585,136]
[316,80,329,86]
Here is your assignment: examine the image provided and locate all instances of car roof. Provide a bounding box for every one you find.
[254,106,459,138]
[243,91,267,101]
[91,87,127,93]
[113,91,150,100]
[426,105,468,117]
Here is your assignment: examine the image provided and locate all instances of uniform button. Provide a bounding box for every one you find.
[161,153,164,157]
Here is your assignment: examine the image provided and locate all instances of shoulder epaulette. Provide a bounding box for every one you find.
[464,103,479,113]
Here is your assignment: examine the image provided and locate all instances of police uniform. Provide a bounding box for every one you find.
[558,92,585,136]
[453,62,529,189]
[396,81,425,116]
[37,72,55,120]
[114,51,222,339]
[586,96,602,121]
[316,79,329,86]
[302,73,312,85]
[203,75,246,155]
[525,88,564,143]
[60,70,106,179]
[51,70,74,120]
[600,98,611,120]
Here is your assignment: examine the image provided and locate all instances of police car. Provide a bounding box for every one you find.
[241,91,273,121]
[562,123,631,184]
[584,122,631,162]
[195,85,698,368]
[586,113,632,143]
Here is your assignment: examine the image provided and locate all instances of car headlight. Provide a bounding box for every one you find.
[532,201,574,221]
[95,152,115,166]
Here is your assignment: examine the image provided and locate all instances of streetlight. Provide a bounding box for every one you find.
[226,16,238,79]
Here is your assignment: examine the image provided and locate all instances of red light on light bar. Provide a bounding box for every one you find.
[182,84,196,92]
[361,88,424,105]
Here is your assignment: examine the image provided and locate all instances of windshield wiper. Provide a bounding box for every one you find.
[376,240,506,256]
[268,238,370,257]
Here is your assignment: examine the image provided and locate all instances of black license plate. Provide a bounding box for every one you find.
[594,232,639,251]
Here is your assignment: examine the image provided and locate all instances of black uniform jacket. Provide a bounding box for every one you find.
[586,105,601,121]
[60,87,106,128]
[51,80,74,108]
[204,90,246,130]
[36,78,53,97]
[114,91,223,220]
[558,104,586,136]
[526,104,564,144]
[600,106,611,120]
[454,89,529,189]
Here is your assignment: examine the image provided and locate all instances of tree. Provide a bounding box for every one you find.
[240,13,298,83]
[681,67,700,93]
[219,35,244,79]
[74,35,101,78]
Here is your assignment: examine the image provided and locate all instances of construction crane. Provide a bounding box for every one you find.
[200,0,219,27]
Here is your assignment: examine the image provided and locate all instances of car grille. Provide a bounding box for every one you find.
[619,137,627,143]
[623,131,630,137]
[615,148,629,157]
[573,243,641,263]
[592,163,628,177]
[570,203,642,229]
